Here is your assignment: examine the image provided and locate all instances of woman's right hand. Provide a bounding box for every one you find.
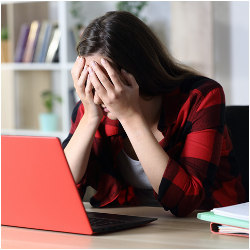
[71,56,103,122]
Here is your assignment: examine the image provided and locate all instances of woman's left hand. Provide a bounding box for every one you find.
[88,58,142,122]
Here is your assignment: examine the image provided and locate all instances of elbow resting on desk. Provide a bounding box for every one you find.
[157,171,205,217]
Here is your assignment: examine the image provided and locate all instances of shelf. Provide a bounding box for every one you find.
[1,129,68,141]
[1,63,74,71]
[1,1,75,137]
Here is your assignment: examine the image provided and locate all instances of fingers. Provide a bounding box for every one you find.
[71,56,85,82]
[73,59,88,101]
[90,61,115,92]
[85,74,94,99]
[88,66,108,97]
[76,64,88,90]
[78,65,88,85]
[100,58,123,89]
[121,69,139,89]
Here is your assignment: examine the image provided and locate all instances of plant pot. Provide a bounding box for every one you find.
[1,40,10,62]
[39,113,58,132]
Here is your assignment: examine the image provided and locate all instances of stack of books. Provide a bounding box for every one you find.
[197,202,249,237]
[14,20,60,63]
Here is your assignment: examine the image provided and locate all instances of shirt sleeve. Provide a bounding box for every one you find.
[157,85,226,216]
[62,101,82,149]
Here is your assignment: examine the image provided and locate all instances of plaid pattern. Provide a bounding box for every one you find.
[62,76,246,216]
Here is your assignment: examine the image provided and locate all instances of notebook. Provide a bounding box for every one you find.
[197,203,249,237]
[1,135,157,235]
[211,202,249,221]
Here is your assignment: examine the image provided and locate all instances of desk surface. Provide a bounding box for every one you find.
[2,202,249,249]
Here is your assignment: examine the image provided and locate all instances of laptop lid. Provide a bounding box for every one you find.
[1,135,93,235]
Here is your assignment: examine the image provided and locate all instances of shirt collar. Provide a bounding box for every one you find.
[158,87,182,132]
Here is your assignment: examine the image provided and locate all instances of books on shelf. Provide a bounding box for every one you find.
[33,21,51,62]
[14,20,60,63]
[14,24,30,62]
[45,26,60,63]
[23,21,41,62]
[197,202,249,238]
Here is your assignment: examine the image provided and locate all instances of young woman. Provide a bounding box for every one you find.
[63,11,246,216]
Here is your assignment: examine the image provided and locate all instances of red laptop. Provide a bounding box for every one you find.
[1,135,157,235]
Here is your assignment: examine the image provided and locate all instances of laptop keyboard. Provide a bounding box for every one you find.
[88,217,124,227]
[86,211,157,233]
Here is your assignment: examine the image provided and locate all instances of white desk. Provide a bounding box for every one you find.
[2,202,249,249]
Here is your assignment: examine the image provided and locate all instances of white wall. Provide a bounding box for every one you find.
[67,1,249,105]
[213,1,249,105]
[230,1,249,105]
[142,1,171,47]
[66,1,171,60]
[169,2,213,78]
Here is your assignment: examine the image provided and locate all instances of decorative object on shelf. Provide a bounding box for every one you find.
[1,27,10,62]
[39,90,62,132]
[116,1,148,21]
[69,1,85,47]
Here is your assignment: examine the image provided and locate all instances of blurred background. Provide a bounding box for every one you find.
[1,1,249,141]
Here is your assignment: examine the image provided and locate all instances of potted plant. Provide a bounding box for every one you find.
[39,90,62,132]
[69,2,85,47]
[116,1,148,21]
[1,27,9,62]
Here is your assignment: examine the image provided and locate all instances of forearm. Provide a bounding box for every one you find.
[120,114,169,193]
[64,115,100,184]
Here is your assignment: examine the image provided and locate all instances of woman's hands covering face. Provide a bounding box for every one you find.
[71,56,103,121]
[88,58,142,122]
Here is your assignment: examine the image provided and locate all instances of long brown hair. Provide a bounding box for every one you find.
[77,11,199,96]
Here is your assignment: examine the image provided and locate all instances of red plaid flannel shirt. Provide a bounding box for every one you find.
[62,76,246,216]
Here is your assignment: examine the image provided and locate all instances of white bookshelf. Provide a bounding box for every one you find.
[1,1,120,140]
[1,63,73,71]
[1,128,68,141]
[1,1,76,141]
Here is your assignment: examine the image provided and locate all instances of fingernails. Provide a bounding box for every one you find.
[91,61,97,67]
[88,67,93,74]
[101,58,107,65]
[78,56,84,63]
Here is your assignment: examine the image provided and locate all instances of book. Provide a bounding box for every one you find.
[210,223,249,237]
[35,22,53,62]
[212,202,249,221]
[22,20,41,62]
[14,23,30,62]
[45,25,60,63]
[33,21,49,62]
[197,202,249,237]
